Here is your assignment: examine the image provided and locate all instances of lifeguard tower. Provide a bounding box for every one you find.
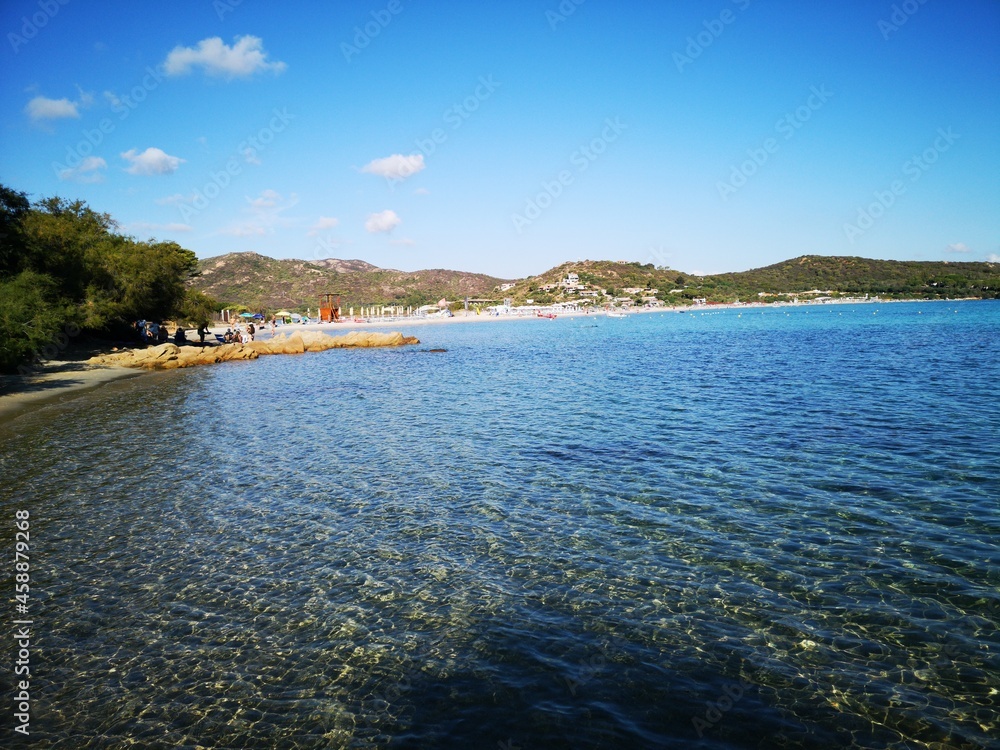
[319,293,341,322]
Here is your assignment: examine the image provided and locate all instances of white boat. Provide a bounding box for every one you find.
[606,309,628,318]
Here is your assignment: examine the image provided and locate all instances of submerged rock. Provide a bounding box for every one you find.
[87,331,420,370]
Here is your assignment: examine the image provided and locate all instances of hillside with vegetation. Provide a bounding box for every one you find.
[698,255,1000,302]
[190,252,508,311]
[504,256,999,306]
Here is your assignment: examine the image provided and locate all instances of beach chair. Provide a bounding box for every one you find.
[214,334,227,344]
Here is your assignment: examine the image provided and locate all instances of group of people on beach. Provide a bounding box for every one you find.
[135,320,172,345]
[135,320,214,346]
[222,323,256,344]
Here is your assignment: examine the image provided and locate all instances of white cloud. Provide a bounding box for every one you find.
[413,187,430,196]
[122,147,185,175]
[242,147,261,165]
[25,96,79,122]
[365,209,401,234]
[945,242,971,254]
[58,156,107,183]
[307,216,340,236]
[164,35,287,79]
[987,254,1000,263]
[361,154,425,180]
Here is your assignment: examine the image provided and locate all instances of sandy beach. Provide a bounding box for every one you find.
[0,360,142,423]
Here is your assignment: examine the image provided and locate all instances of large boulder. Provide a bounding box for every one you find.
[86,331,418,370]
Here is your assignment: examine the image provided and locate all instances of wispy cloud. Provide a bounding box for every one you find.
[361,154,425,180]
[156,192,199,206]
[945,242,971,254]
[122,147,185,175]
[164,35,287,79]
[58,156,107,183]
[365,209,401,234]
[307,216,340,237]
[220,189,299,237]
[987,253,1000,263]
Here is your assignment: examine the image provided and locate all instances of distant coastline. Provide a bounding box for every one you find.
[0,296,984,424]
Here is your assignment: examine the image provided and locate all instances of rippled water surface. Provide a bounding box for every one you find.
[2,302,999,749]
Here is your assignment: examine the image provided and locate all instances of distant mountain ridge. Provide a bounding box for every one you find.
[189,252,1000,311]
[190,252,509,310]
[505,255,999,305]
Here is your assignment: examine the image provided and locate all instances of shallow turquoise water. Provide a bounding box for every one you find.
[1,301,998,748]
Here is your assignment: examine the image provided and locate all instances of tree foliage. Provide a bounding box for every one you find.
[0,184,208,372]
[0,271,68,372]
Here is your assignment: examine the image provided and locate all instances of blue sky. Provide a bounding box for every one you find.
[1,0,998,278]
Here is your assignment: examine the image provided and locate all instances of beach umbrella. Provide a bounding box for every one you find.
[239,312,254,318]
[252,313,264,320]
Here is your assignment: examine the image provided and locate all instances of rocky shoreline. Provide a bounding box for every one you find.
[86,330,420,370]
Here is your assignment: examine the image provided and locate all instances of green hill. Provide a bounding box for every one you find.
[503,256,999,306]
[190,253,509,311]
[189,252,1000,313]
[700,255,1000,301]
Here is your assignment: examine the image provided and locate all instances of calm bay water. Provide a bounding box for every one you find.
[2,301,998,749]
